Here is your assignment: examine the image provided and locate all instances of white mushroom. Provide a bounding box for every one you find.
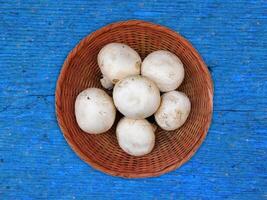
[98,43,141,89]
[141,50,184,92]
[116,117,155,156]
[155,91,191,131]
[113,75,160,119]
[75,88,116,134]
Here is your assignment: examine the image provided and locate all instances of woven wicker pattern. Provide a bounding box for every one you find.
[55,20,213,178]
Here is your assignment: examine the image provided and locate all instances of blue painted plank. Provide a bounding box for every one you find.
[0,0,266,199]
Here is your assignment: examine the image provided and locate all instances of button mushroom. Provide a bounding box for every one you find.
[75,88,116,134]
[155,91,191,131]
[141,50,184,92]
[97,43,141,89]
[113,75,161,119]
[116,117,155,156]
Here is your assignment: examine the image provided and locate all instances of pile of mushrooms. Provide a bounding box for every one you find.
[75,43,191,156]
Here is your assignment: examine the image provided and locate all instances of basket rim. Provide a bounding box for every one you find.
[55,19,214,178]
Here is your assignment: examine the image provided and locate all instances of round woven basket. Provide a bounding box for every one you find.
[55,20,213,178]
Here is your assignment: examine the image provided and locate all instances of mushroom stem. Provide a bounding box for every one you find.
[100,76,113,90]
[152,123,157,132]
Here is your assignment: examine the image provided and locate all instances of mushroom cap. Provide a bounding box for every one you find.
[113,75,161,119]
[98,43,141,84]
[141,50,184,92]
[75,88,116,134]
[116,118,155,156]
[155,91,191,131]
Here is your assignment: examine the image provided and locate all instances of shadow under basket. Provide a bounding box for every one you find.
[55,20,213,178]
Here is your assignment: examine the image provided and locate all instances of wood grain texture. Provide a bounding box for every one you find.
[0,0,266,199]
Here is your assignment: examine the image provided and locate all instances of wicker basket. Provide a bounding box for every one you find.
[55,20,213,178]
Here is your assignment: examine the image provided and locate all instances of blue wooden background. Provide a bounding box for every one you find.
[0,0,266,199]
